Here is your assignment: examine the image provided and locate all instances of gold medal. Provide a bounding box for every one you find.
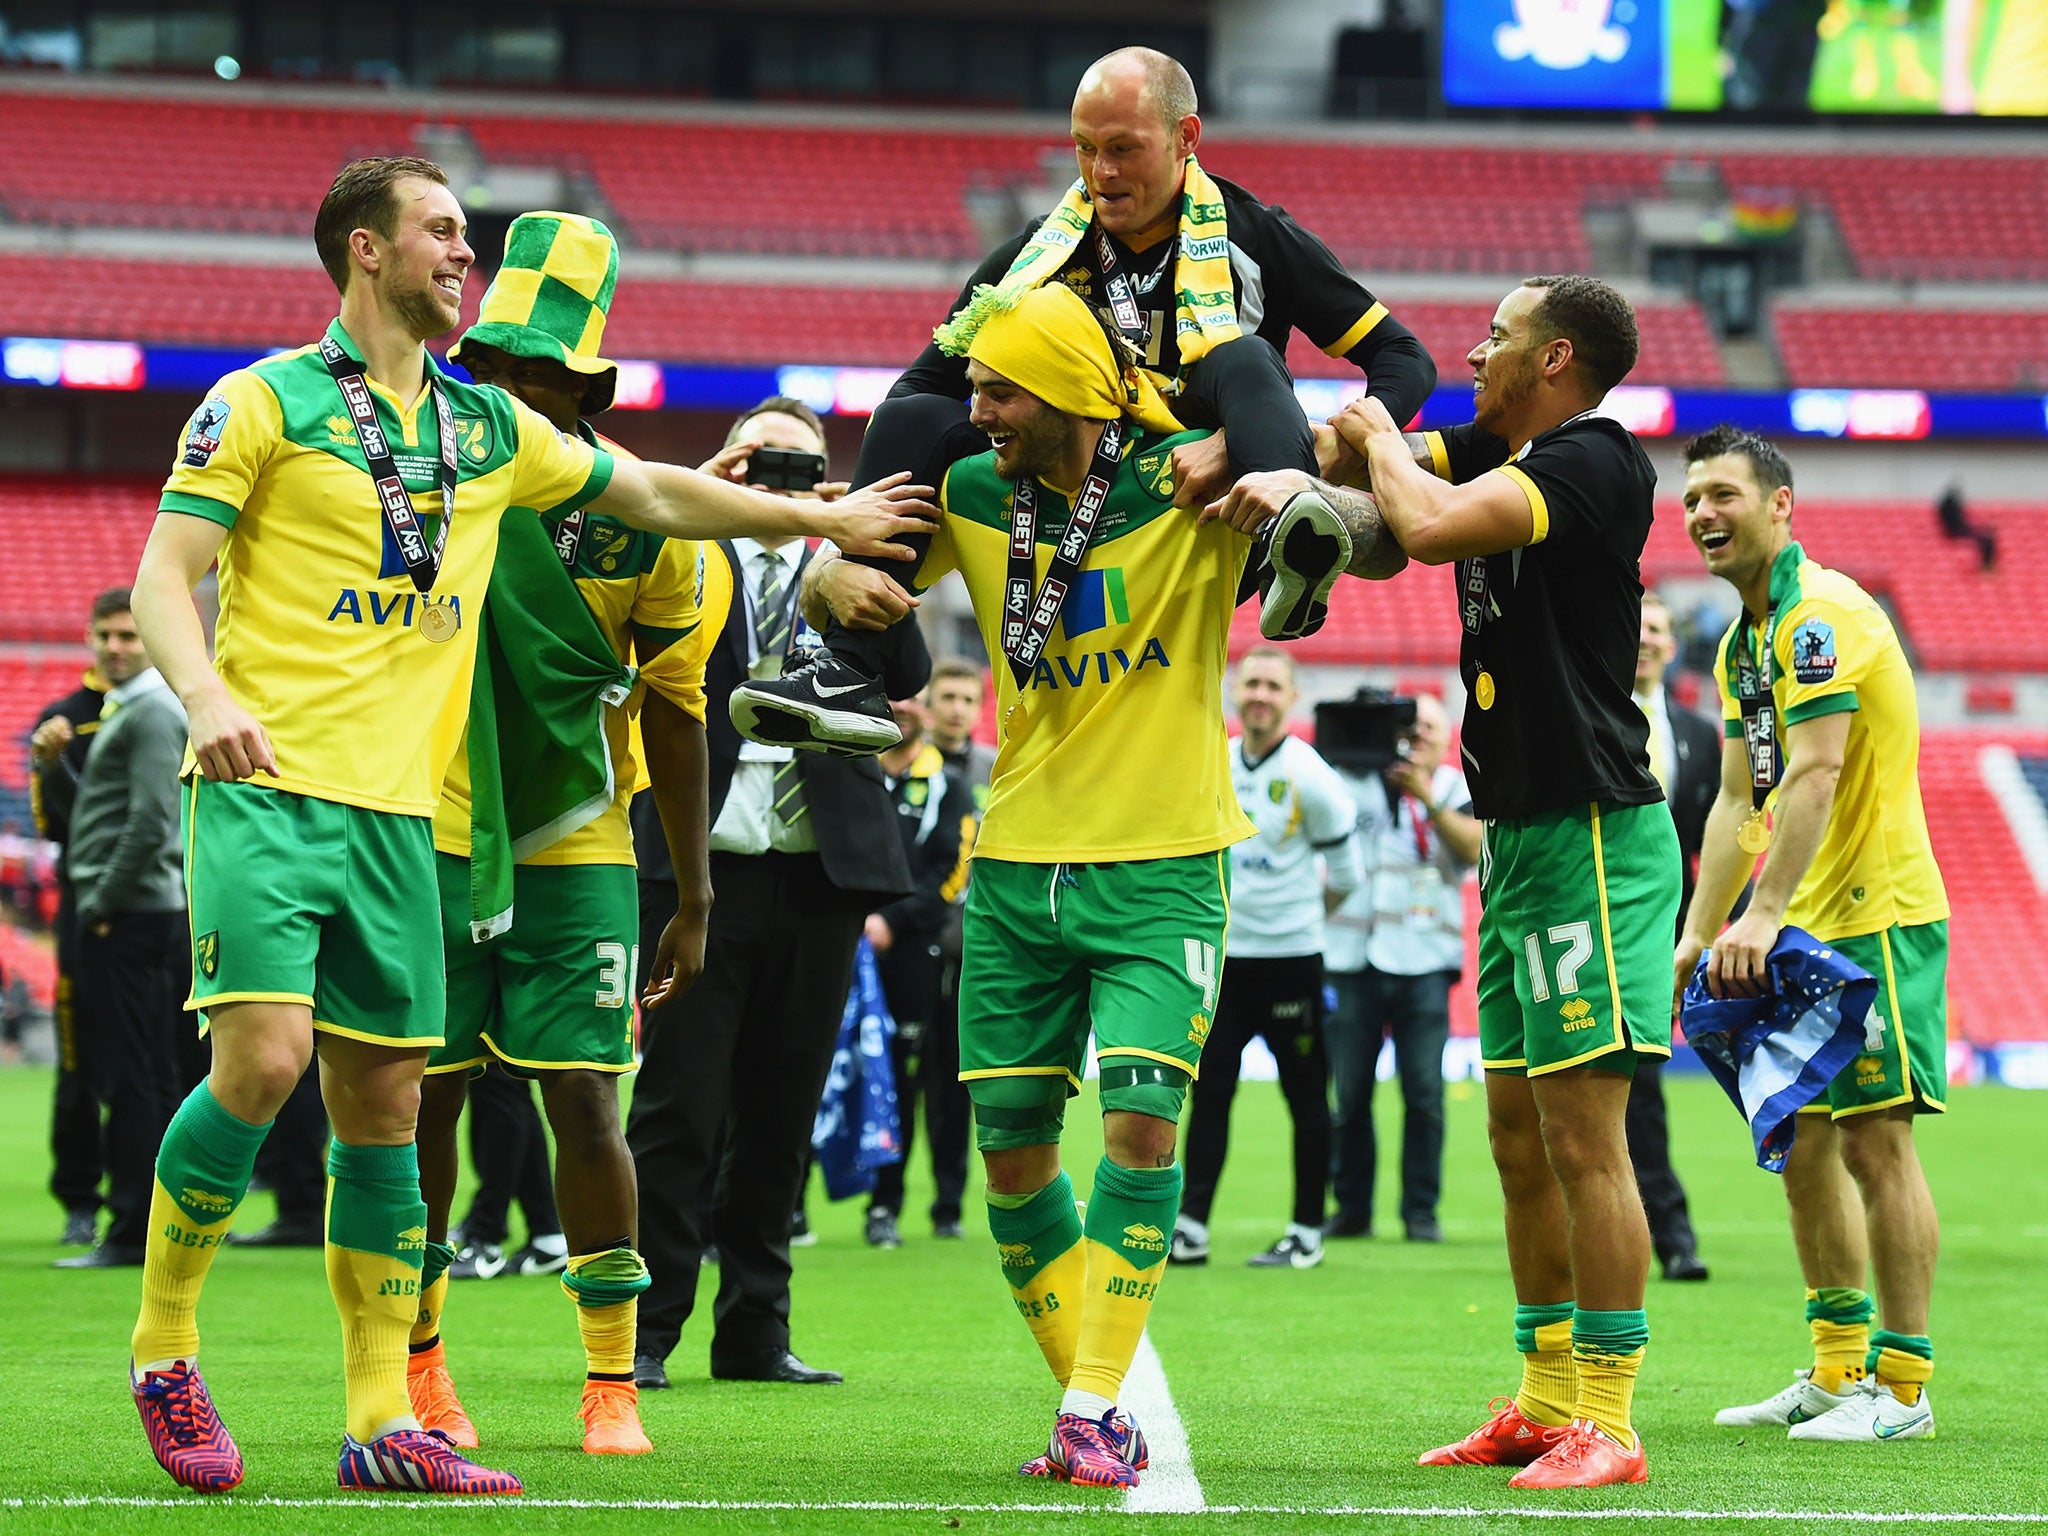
[1474,670,1496,711]
[418,600,459,644]
[1737,810,1772,856]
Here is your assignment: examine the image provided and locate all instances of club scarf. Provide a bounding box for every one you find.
[949,155,1240,382]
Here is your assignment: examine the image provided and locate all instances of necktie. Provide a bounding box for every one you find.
[755,554,807,828]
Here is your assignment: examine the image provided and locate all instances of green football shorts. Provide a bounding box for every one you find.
[428,853,639,1079]
[1804,921,1949,1117]
[1476,799,1681,1077]
[958,853,1231,1093]
[183,777,444,1047]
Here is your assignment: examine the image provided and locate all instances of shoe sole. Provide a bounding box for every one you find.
[1260,491,1351,641]
[728,687,903,755]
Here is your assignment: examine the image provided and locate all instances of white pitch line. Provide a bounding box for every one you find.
[7,1498,2044,1522]
[1119,1330,1205,1513]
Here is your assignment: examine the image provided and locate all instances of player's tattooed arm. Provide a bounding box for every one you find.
[1305,425,1437,490]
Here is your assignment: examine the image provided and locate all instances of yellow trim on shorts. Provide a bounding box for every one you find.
[1821,928,1945,1118]
[1481,1055,1529,1072]
[479,1034,634,1076]
[182,777,201,1008]
[1096,1046,1200,1081]
[1213,849,1232,960]
[959,1065,1084,1092]
[186,990,316,1013]
[422,1055,490,1077]
[1322,303,1388,359]
[1528,1037,1671,1077]
[1589,802,1625,1051]
[1496,464,1550,544]
[312,1018,445,1049]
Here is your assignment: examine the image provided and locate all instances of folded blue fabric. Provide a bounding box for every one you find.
[1679,927,1876,1172]
[812,939,904,1200]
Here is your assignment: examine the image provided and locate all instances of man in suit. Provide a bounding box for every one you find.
[1629,591,1712,1282]
[628,397,930,1389]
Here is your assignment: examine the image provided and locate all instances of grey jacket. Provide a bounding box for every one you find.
[67,669,189,920]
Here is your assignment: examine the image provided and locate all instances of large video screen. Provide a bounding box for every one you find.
[1442,0,2047,115]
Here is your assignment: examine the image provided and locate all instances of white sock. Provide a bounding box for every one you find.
[1175,1215,1209,1244]
[529,1231,568,1258]
[1060,1388,1117,1422]
[1288,1223,1323,1249]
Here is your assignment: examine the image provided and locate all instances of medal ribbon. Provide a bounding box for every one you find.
[1733,605,1785,817]
[321,336,458,593]
[1001,417,1125,690]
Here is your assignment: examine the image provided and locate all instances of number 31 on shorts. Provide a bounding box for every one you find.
[596,942,640,1009]
[1522,922,1593,1002]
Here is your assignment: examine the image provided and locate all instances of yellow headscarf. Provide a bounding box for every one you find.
[940,283,1182,438]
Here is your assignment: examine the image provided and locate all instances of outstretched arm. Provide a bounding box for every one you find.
[592,462,936,562]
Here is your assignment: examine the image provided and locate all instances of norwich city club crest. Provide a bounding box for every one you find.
[455,416,492,465]
[195,930,220,980]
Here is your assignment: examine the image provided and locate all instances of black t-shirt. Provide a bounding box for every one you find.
[1429,414,1663,822]
[891,174,1434,419]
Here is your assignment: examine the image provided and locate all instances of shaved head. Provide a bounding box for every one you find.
[1077,46,1197,131]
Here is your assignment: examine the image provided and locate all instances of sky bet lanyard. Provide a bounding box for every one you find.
[1002,417,1125,690]
[320,337,460,635]
[1732,606,1784,854]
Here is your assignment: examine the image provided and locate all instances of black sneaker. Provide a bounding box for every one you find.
[1246,1232,1325,1269]
[932,1218,965,1240]
[729,649,902,757]
[59,1208,97,1246]
[789,1209,817,1249]
[510,1237,568,1276]
[447,1241,507,1280]
[1167,1219,1209,1266]
[1323,1209,1373,1239]
[1259,488,1351,641]
[863,1208,902,1249]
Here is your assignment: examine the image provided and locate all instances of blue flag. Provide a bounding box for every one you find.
[1679,927,1876,1173]
[812,939,904,1201]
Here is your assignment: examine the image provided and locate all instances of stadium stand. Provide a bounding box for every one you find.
[1925,733,2048,1044]
[0,478,158,645]
[1774,306,2048,391]
[1283,300,1726,386]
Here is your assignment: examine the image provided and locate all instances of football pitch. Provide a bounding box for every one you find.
[2,1066,2043,1534]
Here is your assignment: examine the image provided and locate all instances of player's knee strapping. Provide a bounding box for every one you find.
[970,1073,1069,1152]
[563,1246,650,1380]
[986,1171,1086,1387]
[1096,1061,1190,1123]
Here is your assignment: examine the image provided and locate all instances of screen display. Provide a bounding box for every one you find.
[1442,0,2047,115]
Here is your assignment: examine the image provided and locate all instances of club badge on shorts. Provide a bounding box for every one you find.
[419,599,460,643]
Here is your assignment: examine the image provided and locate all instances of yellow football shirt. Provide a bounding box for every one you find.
[1713,541,1948,939]
[919,429,1256,864]
[433,431,704,865]
[159,320,613,818]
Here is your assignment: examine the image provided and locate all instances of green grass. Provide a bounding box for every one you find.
[2,1066,2043,1533]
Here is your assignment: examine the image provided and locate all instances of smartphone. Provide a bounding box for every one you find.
[745,447,828,492]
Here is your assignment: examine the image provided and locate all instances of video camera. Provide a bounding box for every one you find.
[1313,687,1418,777]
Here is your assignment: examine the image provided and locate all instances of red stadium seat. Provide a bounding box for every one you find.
[1774,307,2048,391]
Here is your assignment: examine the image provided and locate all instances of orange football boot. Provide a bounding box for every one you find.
[1419,1396,1572,1467]
[1508,1418,1649,1488]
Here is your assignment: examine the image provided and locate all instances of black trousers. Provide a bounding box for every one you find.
[868,951,970,1225]
[457,1062,559,1246]
[830,336,1313,676]
[252,1060,329,1226]
[77,909,191,1250]
[1625,1059,1700,1263]
[48,888,103,1217]
[1326,967,1452,1229]
[1182,953,1330,1231]
[627,850,866,1366]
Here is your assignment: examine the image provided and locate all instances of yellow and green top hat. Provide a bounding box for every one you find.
[451,210,622,413]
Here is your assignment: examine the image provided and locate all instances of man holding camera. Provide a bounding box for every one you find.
[627,397,930,1392]
[1324,690,1480,1245]
[1174,646,1358,1270]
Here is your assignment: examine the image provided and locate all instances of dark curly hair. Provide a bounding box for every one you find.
[1682,423,1793,497]
[1523,275,1639,397]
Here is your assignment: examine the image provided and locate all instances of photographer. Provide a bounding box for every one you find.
[1324,691,1480,1243]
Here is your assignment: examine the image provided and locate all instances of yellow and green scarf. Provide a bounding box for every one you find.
[938,155,1239,384]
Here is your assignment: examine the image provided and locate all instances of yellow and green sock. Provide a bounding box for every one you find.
[1512,1301,1577,1428]
[1572,1307,1649,1451]
[986,1171,1086,1387]
[408,1240,457,1354]
[1066,1158,1180,1415]
[132,1082,270,1369]
[562,1247,651,1381]
[325,1141,429,1442]
[1806,1285,1874,1394]
[1869,1328,1934,1406]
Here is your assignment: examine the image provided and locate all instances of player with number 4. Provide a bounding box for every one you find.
[1677,426,1949,1445]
